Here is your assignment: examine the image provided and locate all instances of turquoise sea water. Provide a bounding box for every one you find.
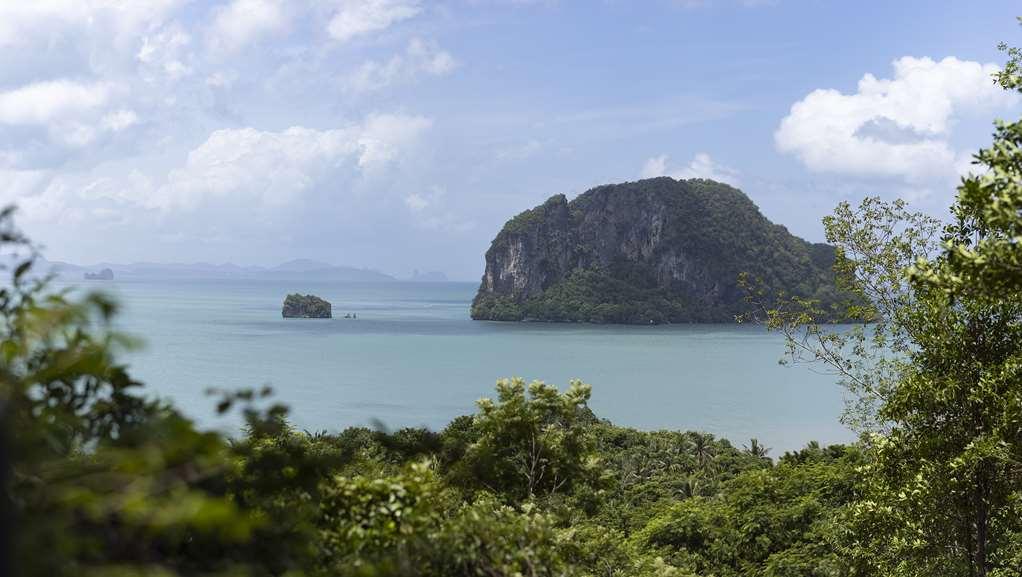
[75,279,853,453]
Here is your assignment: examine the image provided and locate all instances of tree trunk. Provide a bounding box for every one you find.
[974,473,989,577]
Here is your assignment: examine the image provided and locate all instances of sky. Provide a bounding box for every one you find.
[1,1,1020,280]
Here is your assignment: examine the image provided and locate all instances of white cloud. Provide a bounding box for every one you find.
[60,124,100,148]
[0,0,181,47]
[355,113,433,169]
[0,81,112,125]
[138,23,193,81]
[102,110,139,132]
[6,113,433,225]
[158,126,357,210]
[0,169,49,199]
[411,39,457,75]
[79,170,156,204]
[153,114,431,210]
[2,112,432,223]
[344,38,456,93]
[640,153,740,186]
[327,0,421,43]
[0,170,74,224]
[210,0,289,52]
[0,81,137,149]
[775,56,1017,182]
[639,156,668,178]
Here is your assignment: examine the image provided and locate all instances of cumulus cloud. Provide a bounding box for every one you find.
[0,169,49,199]
[0,0,182,48]
[102,110,140,132]
[344,38,456,93]
[3,113,433,229]
[327,0,422,43]
[147,114,431,211]
[156,127,353,210]
[640,153,740,186]
[0,80,139,149]
[0,2,184,157]
[0,81,112,125]
[775,56,1017,183]
[0,0,454,168]
[138,23,193,81]
[209,0,289,52]
[354,113,433,169]
[0,0,470,271]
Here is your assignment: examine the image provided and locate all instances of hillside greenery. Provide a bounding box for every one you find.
[0,235,843,575]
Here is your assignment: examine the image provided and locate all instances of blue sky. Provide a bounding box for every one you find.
[1,1,1020,280]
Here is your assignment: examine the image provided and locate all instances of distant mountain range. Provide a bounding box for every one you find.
[43,257,448,283]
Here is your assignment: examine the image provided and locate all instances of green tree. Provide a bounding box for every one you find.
[743,438,771,461]
[0,207,260,576]
[754,30,1022,576]
[742,197,943,433]
[635,444,861,577]
[454,377,601,501]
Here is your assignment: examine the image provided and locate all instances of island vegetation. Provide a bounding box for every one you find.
[282,293,333,318]
[3,22,1022,577]
[471,178,841,324]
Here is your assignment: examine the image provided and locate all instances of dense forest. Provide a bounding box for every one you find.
[4,23,1022,577]
[471,178,840,324]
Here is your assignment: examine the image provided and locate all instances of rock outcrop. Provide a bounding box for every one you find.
[282,294,332,318]
[471,177,839,324]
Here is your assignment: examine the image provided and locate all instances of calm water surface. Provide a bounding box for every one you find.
[74,279,853,452]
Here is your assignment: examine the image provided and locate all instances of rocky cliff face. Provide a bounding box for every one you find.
[471,177,838,324]
[282,293,332,318]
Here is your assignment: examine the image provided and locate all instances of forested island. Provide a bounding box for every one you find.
[282,293,333,318]
[472,178,839,324]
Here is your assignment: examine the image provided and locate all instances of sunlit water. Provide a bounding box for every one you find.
[67,279,854,453]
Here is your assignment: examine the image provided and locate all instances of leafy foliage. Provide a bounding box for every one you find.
[637,444,862,577]
[0,214,858,576]
[451,377,601,500]
[749,29,1022,577]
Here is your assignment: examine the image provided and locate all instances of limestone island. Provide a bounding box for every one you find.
[84,268,114,280]
[282,293,332,318]
[471,177,841,325]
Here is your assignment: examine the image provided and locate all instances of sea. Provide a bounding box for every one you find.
[68,278,855,453]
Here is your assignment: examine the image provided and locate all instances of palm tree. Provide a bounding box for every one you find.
[743,437,771,460]
[677,473,703,499]
[690,432,716,471]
